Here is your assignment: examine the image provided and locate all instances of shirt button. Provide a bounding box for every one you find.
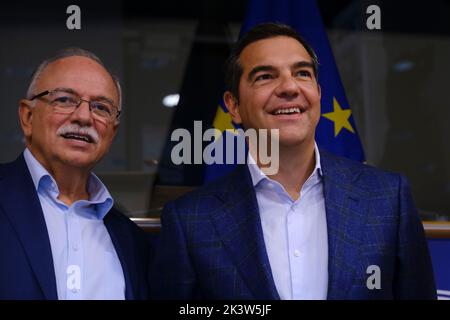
[294,249,301,257]
[73,244,79,251]
[71,288,78,293]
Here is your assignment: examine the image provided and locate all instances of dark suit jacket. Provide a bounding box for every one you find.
[150,150,436,299]
[0,155,150,300]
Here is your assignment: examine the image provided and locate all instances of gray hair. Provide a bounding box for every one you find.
[26,47,122,116]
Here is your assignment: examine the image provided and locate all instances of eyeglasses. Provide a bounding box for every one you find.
[29,89,121,124]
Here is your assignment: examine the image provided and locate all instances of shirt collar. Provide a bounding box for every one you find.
[247,142,322,187]
[23,148,113,219]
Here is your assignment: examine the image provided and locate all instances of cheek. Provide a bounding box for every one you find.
[238,85,276,127]
[302,84,321,102]
[242,88,271,115]
[97,126,115,146]
[299,85,321,111]
[33,114,63,138]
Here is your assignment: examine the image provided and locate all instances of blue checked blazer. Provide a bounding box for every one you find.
[0,154,151,299]
[150,150,436,299]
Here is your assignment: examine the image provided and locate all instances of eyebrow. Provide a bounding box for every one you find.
[53,87,115,106]
[53,87,78,95]
[247,60,315,82]
[292,61,314,71]
[90,95,115,106]
[247,65,276,82]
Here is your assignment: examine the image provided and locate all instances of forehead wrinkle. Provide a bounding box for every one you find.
[36,58,119,106]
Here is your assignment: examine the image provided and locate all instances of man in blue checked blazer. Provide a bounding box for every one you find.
[150,23,436,300]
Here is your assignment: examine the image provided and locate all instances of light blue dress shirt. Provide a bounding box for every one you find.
[23,148,125,300]
[247,143,328,300]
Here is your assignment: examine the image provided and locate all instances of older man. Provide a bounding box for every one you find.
[0,48,149,299]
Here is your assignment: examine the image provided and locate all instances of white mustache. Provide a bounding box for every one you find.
[56,123,99,144]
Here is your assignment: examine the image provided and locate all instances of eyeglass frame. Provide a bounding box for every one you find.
[28,89,121,123]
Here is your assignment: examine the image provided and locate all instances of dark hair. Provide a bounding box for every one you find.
[224,22,319,101]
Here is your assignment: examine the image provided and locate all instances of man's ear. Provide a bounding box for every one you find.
[19,100,34,140]
[223,91,242,125]
[111,122,119,140]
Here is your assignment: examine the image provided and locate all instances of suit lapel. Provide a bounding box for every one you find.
[0,154,57,299]
[104,211,136,300]
[207,151,367,300]
[209,165,279,299]
[320,151,365,300]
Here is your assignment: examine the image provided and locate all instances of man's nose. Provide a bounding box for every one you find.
[274,75,300,98]
[70,100,94,125]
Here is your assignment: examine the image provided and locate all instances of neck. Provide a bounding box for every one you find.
[52,167,90,206]
[29,149,90,206]
[251,139,316,201]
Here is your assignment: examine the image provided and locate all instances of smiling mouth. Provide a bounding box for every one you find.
[61,133,94,144]
[271,107,304,115]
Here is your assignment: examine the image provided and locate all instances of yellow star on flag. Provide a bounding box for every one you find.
[212,105,234,132]
[322,97,355,137]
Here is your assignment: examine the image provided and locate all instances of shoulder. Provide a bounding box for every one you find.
[0,162,5,180]
[320,149,406,193]
[0,156,32,197]
[0,157,22,180]
[164,166,249,216]
[105,207,147,239]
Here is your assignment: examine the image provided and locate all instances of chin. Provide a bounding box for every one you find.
[278,130,310,146]
[279,137,307,148]
[60,153,97,169]
[66,159,95,169]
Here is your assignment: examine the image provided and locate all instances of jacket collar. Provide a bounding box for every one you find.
[209,165,280,299]
[0,154,58,299]
[320,149,365,300]
[104,210,139,300]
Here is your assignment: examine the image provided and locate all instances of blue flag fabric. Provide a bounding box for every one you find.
[204,0,365,183]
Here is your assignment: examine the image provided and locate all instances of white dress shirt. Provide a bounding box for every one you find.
[247,143,328,300]
[24,148,125,300]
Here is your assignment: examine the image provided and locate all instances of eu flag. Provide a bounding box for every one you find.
[205,0,365,183]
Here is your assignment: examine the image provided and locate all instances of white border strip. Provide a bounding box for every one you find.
[437,289,450,300]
